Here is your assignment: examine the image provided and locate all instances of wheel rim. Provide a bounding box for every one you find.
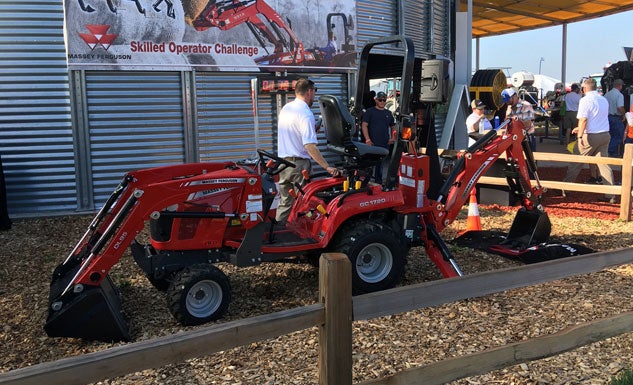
[355,243,393,283]
[185,279,223,318]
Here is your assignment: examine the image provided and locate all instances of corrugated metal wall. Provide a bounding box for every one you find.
[404,0,432,56]
[357,0,398,48]
[196,72,348,167]
[0,0,75,215]
[1,0,452,217]
[359,0,451,59]
[431,0,452,57]
[83,71,187,204]
[403,0,452,58]
[196,73,273,162]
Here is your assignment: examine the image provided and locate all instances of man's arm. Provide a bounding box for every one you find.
[618,93,626,116]
[305,143,340,176]
[361,121,372,145]
[575,117,588,146]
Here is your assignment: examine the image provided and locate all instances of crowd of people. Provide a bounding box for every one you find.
[469,78,629,204]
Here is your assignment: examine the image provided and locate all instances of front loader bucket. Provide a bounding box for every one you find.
[45,275,130,342]
[505,208,551,249]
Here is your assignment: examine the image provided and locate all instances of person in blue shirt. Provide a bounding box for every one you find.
[361,91,395,184]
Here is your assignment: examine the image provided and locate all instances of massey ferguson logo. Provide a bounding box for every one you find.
[78,25,117,50]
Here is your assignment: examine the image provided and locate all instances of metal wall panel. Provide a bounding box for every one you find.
[2,0,447,217]
[404,0,431,56]
[357,0,398,49]
[404,0,451,58]
[196,73,273,162]
[84,71,186,204]
[195,73,348,167]
[432,0,451,57]
[0,0,75,215]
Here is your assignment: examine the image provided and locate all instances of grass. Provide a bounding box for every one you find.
[610,370,633,385]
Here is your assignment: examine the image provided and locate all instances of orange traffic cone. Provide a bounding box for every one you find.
[463,188,481,233]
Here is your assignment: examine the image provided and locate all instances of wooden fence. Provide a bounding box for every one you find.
[2,250,633,385]
[477,142,633,221]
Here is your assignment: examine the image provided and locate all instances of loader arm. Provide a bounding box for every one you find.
[46,161,265,340]
[57,162,261,292]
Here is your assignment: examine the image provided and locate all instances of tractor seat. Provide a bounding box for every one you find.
[318,95,389,159]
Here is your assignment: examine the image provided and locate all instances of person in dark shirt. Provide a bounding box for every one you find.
[361,91,395,183]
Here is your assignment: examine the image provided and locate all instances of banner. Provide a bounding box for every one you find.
[64,0,356,71]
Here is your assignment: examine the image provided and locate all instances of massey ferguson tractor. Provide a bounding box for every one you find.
[45,36,551,341]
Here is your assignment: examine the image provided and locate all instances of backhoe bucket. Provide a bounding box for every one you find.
[505,208,551,249]
[45,275,130,342]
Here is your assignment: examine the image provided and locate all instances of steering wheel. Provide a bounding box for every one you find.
[257,149,296,175]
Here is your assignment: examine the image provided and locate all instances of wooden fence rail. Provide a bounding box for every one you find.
[475,143,633,220]
[361,311,633,385]
[2,251,633,385]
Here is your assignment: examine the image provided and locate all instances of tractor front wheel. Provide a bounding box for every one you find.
[332,220,407,294]
[167,264,231,326]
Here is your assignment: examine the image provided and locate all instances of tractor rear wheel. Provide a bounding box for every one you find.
[167,264,231,326]
[332,220,407,294]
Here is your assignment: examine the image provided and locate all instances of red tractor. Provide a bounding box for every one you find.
[45,36,550,341]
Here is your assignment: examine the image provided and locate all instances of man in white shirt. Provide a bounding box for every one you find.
[562,78,615,203]
[276,78,340,223]
[465,99,492,147]
[604,78,626,157]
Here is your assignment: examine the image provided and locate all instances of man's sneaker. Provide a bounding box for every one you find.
[598,197,616,204]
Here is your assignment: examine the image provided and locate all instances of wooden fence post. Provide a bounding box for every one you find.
[620,143,633,221]
[318,253,352,385]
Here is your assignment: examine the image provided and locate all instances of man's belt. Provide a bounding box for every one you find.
[284,156,309,161]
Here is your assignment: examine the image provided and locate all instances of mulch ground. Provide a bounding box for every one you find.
[2,166,633,384]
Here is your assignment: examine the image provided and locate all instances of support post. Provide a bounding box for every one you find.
[620,143,633,221]
[318,253,352,385]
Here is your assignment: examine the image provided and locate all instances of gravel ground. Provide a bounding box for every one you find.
[2,206,633,384]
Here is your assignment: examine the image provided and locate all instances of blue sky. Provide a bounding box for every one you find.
[473,10,633,85]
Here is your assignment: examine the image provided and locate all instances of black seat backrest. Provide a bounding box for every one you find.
[318,94,355,148]
[318,94,389,164]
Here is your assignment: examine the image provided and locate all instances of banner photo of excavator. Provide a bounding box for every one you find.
[64,0,357,72]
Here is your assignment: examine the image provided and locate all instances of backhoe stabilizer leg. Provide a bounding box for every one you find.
[426,224,463,277]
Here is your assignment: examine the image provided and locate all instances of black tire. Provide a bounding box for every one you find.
[167,264,231,326]
[331,220,407,294]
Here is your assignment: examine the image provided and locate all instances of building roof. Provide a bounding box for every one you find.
[465,0,633,38]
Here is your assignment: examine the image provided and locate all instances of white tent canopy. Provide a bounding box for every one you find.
[533,74,562,96]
